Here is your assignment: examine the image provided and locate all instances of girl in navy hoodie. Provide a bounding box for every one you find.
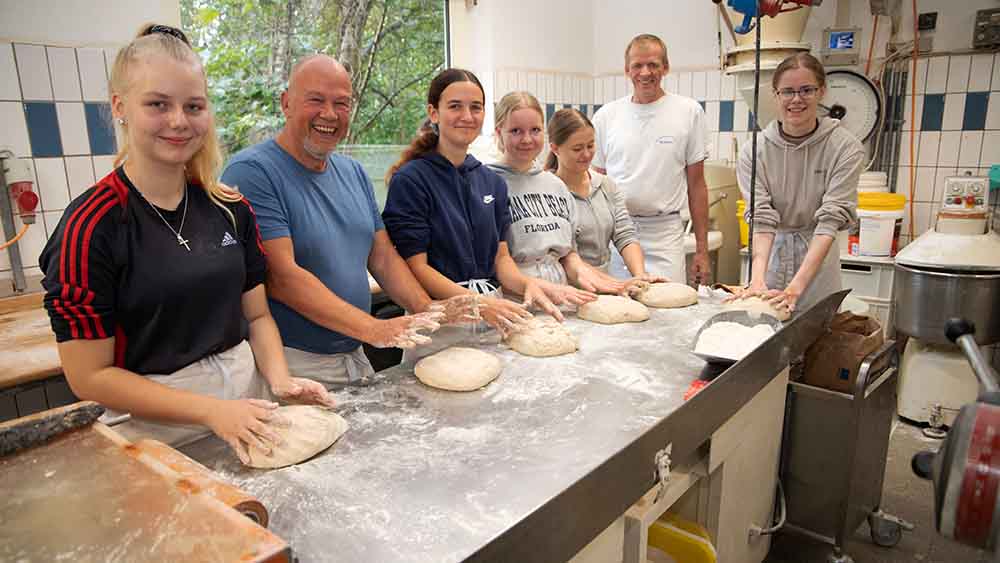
[383,69,594,339]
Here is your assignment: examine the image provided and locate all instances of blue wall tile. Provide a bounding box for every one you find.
[963,92,989,131]
[84,102,116,155]
[699,100,706,110]
[719,100,734,131]
[545,103,555,122]
[922,94,945,131]
[593,104,603,114]
[563,103,572,109]
[578,104,588,117]
[749,112,759,131]
[23,102,63,157]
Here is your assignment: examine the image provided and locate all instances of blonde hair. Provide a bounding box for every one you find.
[625,34,669,68]
[110,23,240,226]
[493,91,544,153]
[544,108,594,172]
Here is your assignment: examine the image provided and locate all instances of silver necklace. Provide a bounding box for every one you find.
[142,189,191,251]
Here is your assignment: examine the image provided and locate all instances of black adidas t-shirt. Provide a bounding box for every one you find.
[40,167,267,375]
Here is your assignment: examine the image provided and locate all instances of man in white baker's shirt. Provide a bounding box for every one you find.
[592,33,711,284]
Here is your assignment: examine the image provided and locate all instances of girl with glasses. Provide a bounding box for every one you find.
[735,53,863,314]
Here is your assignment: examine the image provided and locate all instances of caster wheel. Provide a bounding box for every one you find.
[870,517,903,547]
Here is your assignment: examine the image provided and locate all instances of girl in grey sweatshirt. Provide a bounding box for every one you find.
[737,53,863,313]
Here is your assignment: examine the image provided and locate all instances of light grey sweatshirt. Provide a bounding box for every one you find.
[737,117,863,238]
[487,162,576,263]
[569,171,639,269]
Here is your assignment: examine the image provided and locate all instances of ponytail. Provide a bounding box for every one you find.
[386,121,438,184]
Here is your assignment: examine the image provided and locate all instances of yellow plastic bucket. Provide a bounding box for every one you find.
[850,192,906,257]
[736,199,749,247]
[647,513,717,563]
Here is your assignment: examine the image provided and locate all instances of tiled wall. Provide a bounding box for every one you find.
[0,41,120,282]
[895,52,1000,247]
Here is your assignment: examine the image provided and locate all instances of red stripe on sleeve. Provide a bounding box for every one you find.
[58,188,110,285]
[239,198,267,256]
[66,190,115,288]
[53,294,78,339]
[80,198,121,290]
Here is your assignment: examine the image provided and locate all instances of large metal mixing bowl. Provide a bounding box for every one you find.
[894,264,1000,346]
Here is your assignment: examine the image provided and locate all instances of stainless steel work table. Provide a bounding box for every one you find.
[181,294,831,563]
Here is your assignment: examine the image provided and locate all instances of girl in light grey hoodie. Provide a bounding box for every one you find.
[737,53,863,314]
[489,92,633,297]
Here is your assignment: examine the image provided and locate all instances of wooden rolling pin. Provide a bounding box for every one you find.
[131,438,269,527]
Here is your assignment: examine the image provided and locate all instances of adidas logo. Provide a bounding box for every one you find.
[220,232,238,247]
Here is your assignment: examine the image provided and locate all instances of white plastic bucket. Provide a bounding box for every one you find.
[851,209,904,256]
[858,171,889,193]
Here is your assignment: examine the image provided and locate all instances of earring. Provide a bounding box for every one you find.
[117,117,127,125]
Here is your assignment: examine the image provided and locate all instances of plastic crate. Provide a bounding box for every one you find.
[839,257,895,301]
[856,295,893,338]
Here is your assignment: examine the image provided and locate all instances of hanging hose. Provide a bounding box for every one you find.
[908,0,919,239]
[0,223,29,251]
[865,14,879,77]
[746,8,763,285]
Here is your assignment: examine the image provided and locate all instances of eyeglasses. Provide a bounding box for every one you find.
[144,24,191,46]
[775,85,819,101]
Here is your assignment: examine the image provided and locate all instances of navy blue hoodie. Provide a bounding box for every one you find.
[383,152,511,283]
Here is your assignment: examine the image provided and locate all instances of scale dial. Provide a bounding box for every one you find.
[822,70,881,143]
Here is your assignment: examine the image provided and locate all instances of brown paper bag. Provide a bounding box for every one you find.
[803,312,885,394]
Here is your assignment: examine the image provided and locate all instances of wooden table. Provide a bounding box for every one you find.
[0,293,60,390]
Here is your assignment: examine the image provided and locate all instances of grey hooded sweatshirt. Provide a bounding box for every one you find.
[737,117,863,238]
[487,162,576,264]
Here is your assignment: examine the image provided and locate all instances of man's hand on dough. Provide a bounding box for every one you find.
[206,398,285,465]
[427,294,480,325]
[365,312,443,349]
[479,297,532,338]
[271,377,336,408]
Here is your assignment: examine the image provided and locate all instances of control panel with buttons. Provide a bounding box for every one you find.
[941,176,990,212]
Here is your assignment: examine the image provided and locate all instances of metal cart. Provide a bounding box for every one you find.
[780,340,911,563]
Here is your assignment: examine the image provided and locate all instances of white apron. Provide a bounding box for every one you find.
[104,340,270,448]
[764,228,842,314]
[283,345,376,389]
[611,212,685,282]
[401,279,503,366]
[515,252,568,285]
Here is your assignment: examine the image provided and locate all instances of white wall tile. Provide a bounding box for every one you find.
[913,202,934,236]
[926,57,949,95]
[65,155,95,199]
[55,103,88,156]
[47,47,82,101]
[14,214,47,268]
[525,73,538,99]
[733,99,748,132]
[77,48,108,101]
[615,76,629,99]
[916,131,939,167]
[902,95,923,131]
[42,211,63,239]
[959,131,984,169]
[677,72,693,98]
[896,166,913,196]
[665,74,678,94]
[0,101,31,157]
[705,101,719,132]
[104,47,120,71]
[14,44,52,100]
[942,93,966,131]
[721,72,735,100]
[706,70,721,101]
[897,135,914,166]
[934,167,958,206]
[982,131,1000,167]
[33,158,69,211]
[691,71,707,100]
[914,167,936,202]
[946,55,971,93]
[938,131,962,167]
[92,155,116,178]
[970,54,994,92]
[914,58,929,94]
[987,93,1000,130]
[0,43,20,100]
[993,55,1000,91]
[717,132,734,163]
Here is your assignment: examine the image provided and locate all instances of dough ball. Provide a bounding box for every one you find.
[724,296,790,321]
[506,317,578,357]
[414,347,503,391]
[636,282,698,308]
[577,295,650,324]
[245,405,348,469]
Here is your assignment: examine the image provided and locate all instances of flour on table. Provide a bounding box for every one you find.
[414,347,503,391]
[577,295,650,324]
[636,282,698,308]
[694,322,776,361]
[724,296,790,321]
[245,405,348,469]
[505,317,578,357]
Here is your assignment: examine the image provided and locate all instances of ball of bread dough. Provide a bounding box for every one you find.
[724,296,790,321]
[577,295,650,324]
[636,282,698,308]
[414,347,503,391]
[245,405,348,469]
[506,316,578,357]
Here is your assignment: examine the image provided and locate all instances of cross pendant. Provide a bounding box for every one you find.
[176,234,191,251]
